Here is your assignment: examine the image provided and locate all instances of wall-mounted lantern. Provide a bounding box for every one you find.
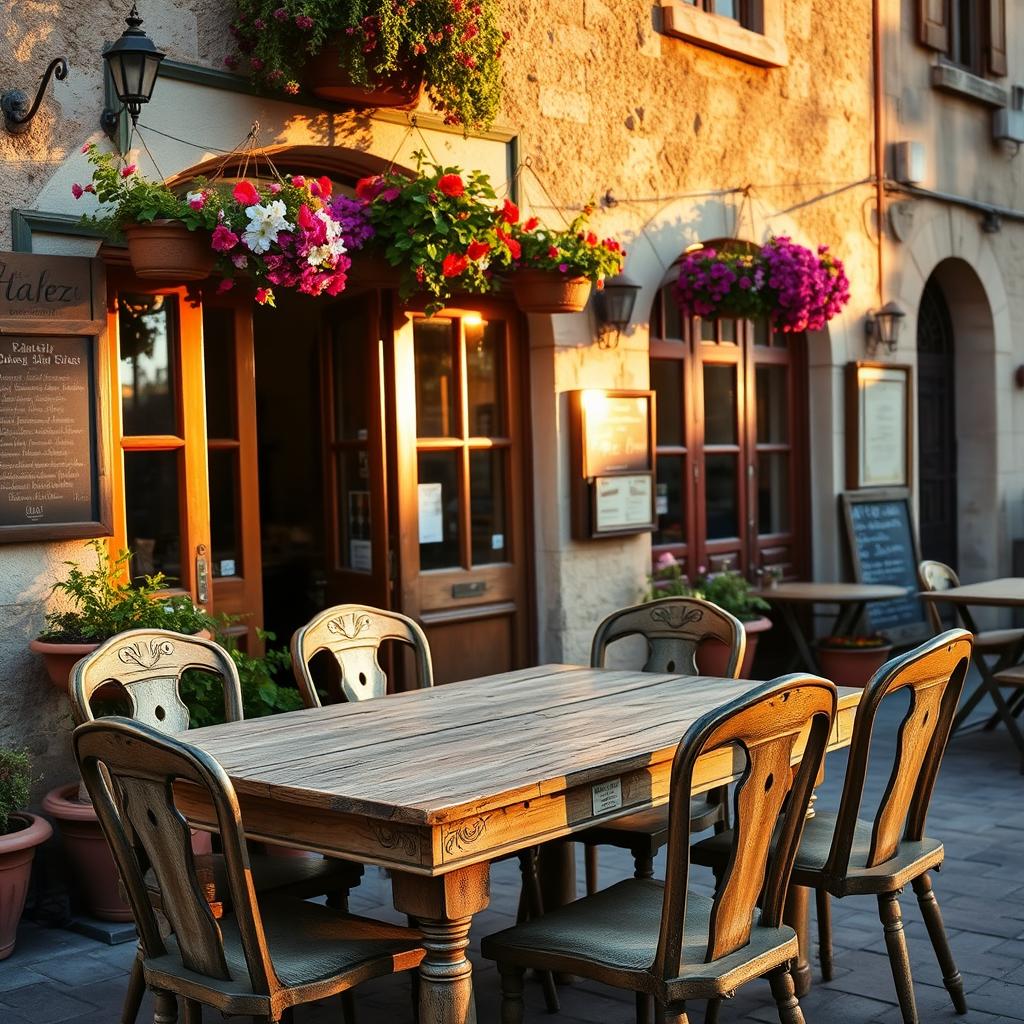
[594,274,642,349]
[101,4,165,135]
[865,301,905,356]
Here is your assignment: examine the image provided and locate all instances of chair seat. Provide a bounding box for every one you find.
[145,895,424,1015]
[992,664,1024,687]
[578,795,725,857]
[481,877,797,1002]
[693,812,944,896]
[975,628,1024,656]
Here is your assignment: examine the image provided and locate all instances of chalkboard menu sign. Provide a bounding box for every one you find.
[840,489,930,644]
[0,252,111,542]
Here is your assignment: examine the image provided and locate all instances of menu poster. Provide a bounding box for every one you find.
[593,474,656,534]
[846,363,910,490]
[582,393,653,477]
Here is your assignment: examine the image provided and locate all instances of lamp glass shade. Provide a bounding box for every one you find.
[103,6,165,120]
[875,301,906,350]
[595,274,641,332]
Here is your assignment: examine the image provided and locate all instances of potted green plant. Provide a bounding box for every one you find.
[228,0,507,131]
[815,634,893,687]
[506,208,626,314]
[30,540,216,691]
[0,750,51,960]
[647,554,772,677]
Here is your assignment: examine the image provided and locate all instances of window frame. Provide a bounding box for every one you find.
[659,0,787,68]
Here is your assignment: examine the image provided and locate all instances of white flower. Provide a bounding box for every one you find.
[185,190,205,209]
[317,209,347,259]
[242,200,291,254]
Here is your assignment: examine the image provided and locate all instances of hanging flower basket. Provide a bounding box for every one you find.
[123,220,215,280]
[510,270,592,314]
[302,35,423,107]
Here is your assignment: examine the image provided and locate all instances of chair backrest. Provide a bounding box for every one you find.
[654,674,836,977]
[824,628,972,877]
[69,629,243,731]
[918,560,961,633]
[290,604,433,708]
[591,597,746,677]
[74,717,279,996]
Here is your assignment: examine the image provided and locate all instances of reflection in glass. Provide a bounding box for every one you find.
[209,448,240,577]
[651,360,684,447]
[415,320,456,438]
[336,448,372,573]
[758,452,790,534]
[716,0,737,20]
[703,365,737,444]
[417,450,461,570]
[466,320,506,437]
[654,456,685,545]
[470,449,507,564]
[119,293,179,436]
[705,453,739,539]
[203,308,236,440]
[333,309,369,441]
[124,450,181,583]
[756,365,789,443]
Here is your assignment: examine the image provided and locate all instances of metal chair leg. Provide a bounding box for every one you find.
[878,891,919,1024]
[768,966,806,1024]
[120,950,146,1024]
[499,963,526,1024]
[912,873,967,1014]
[585,843,599,895]
[815,888,833,981]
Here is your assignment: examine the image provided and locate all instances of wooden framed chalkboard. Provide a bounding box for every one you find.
[0,252,112,542]
[840,489,930,644]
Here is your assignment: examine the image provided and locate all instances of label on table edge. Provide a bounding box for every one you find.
[592,778,623,816]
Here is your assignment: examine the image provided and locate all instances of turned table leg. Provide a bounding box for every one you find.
[392,862,490,1024]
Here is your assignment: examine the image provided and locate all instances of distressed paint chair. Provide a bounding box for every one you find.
[74,717,425,1024]
[482,673,837,1024]
[70,629,357,1024]
[576,598,747,905]
[694,628,974,1024]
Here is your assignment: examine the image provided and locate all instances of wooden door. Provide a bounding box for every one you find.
[393,301,530,683]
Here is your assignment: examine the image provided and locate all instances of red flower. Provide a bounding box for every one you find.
[586,231,598,245]
[71,183,83,199]
[255,287,276,306]
[523,216,540,231]
[437,174,465,197]
[120,164,137,177]
[211,225,240,252]
[232,180,261,206]
[467,240,491,261]
[497,228,521,260]
[500,198,519,224]
[316,175,332,199]
[442,253,470,277]
[355,176,384,200]
[547,245,560,259]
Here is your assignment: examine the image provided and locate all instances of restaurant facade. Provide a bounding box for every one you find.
[0,0,1021,789]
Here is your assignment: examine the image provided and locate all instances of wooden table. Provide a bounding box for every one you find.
[179,665,863,1022]
[753,581,911,672]
[919,578,1024,767]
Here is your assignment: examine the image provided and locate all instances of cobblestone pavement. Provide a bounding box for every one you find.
[2,690,1024,1023]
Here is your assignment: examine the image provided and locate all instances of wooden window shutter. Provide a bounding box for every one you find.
[987,0,1008,76]
[917,0,948,51]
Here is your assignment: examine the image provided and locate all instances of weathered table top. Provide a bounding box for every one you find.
[180,665,861,876]
[918,577,1024,607]
[752,581,909,603]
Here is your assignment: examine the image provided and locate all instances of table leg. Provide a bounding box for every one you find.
[391,863,490,1024]
[783,884,812,997]
[776,602,819,673]
[830,601,866,638]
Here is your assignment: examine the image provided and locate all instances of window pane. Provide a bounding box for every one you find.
[418,450,461,570]
[333,309,369,441]
[203,308,236,440]
[662,287,683,341]
[753,319,771,347]
[336,448,372,573]
[700,317,715,342]
[705,453,739,539]
[651,360,684,447]
[756,365,789,443]
[703,364,737,444]
[758,452,791,534]
[715,0,738,20]
[466,320,506,437]
[124,450,181,583]
[209,448,240,578]
[719,319,737,344]
[654,455,685,545]
[415,320,456,438]
[470,449,507,564]
[119,293,178,436]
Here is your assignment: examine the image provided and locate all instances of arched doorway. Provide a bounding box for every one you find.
[916,276,958,567]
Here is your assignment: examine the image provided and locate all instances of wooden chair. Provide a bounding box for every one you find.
[291,603,433,707]
[481,673,838,1024]
[74,717,425,1024]
[694,628,974,1024]
[577,597,746,899]
[69,629,357,1024]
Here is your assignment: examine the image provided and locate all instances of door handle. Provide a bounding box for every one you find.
[196,544,209,605]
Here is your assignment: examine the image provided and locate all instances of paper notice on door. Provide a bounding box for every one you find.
[418,482,444,544]
[349,539,372,572]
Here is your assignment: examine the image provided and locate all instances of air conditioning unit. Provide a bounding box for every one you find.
[994,108,1024,145]
[892,141,926,185]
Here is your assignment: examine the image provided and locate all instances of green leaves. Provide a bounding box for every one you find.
[0,750,31,836]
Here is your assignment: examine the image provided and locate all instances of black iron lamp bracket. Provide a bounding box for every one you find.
[1,57,69,135]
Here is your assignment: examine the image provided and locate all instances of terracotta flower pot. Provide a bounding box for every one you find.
[303,37,424,107]
[510,270,592,314]
[43,784,133,922]
[815,643,893,687]
[123,221,214,281]
[697,615,773,679]
[0,813,53,960]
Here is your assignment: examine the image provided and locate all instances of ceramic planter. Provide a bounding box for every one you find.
[510,270,592,314]
[0,813,53,960]
[816,643,893,687]
[697,615,773,679]
[123,221,214,281]
[303,37,423,107]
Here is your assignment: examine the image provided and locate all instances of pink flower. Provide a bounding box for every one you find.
[269,182,282,194]
[217,278,235,294]
[121,164,136,177]
[231,253,248,269]
[655,552,678,569]
[232,180,260,206]
[80,143,90,154]
[284,81,300,94]
[211,225,239,252]
[273,6,287,19]
[84,184,96,194]
[295,14,313,29]
[71,183,84,199]
[291,175,306,188]
[255,287,276,305]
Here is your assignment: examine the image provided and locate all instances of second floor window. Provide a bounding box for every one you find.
[918,0,1006,78]
[684,0,761,31]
